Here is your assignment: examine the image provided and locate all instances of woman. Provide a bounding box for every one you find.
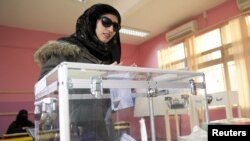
[34,3,122,141]
[34,3,122,80]
[6,109,34,134]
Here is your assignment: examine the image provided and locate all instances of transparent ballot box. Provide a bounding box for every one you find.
[34,62,209,141]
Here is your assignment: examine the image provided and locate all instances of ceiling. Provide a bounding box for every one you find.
[0,0,227,45]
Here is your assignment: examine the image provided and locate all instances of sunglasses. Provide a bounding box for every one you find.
[100,16,121,32]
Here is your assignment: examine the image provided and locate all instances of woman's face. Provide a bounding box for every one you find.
[95,14,120,43]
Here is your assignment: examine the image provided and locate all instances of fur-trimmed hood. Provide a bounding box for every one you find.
[34,41,81,67]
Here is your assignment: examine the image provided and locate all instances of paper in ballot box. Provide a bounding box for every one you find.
[107,72,134,111]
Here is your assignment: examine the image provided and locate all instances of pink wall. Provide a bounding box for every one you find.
[0,26,64,135]
[197,0,239,29]
[121,43,139,66]
[138,32,167,68]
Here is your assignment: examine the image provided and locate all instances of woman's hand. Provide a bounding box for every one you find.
[22,126,29,130]
[111,61,123,66]
[111,61,137,67]
[130,62,137,67]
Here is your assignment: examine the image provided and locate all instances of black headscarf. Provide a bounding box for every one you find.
[59,3,121,64]
[16,109,28,124]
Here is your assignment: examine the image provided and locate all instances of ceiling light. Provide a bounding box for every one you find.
[119,27,149,37]
[76,0,87,3]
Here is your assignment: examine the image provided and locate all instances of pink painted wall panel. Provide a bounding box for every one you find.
[138,32,167,68]
[197,0,239,29]
[0,47,38,89]
[0,26,64,90]
[121,43,138,66]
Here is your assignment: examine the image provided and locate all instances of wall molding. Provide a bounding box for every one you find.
[0,111,34,116]
[0,89,33,94]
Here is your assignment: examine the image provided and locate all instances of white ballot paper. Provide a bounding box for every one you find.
[120,133,136,141]
[107,72,134,111]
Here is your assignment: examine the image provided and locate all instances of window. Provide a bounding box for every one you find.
[158,42,187,70]
[158,24,243,94]
[194,29,226,93]
[198,64,225,93]
[228,61,237,91]
[196,29,222,53]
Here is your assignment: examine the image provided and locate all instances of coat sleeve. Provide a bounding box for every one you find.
[38,55,66,80]
[34,41,81,80]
